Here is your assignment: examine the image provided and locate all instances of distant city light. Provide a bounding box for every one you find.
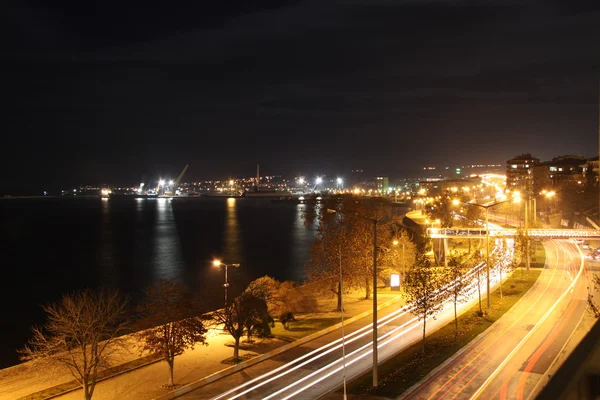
[315,177,323,185]
[297,177,305,185]
[336,177,343,185]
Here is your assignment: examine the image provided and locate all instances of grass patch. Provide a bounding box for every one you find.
[17,354,162,400]
[271,317,341,341]
[220,354,254,365]
[344,269,542,398]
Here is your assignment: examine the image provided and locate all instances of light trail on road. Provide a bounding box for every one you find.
[475,240,587,400]
[401,240,564,400]
[208,237,512,399]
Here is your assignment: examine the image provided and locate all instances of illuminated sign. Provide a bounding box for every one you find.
[390,274,400,291]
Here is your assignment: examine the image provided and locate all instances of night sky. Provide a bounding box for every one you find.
[3,0,600,192]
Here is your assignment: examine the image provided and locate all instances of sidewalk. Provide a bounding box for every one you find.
[2,290,401,400]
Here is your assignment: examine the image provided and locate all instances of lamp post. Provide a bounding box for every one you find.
[328,208,379,388]
[452,198,513,308]
[212,259,240,306]
[338,244,347,400]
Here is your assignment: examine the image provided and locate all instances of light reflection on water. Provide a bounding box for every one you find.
[0,197,318,368]
[153,198,184,281]
[221,197,243,265]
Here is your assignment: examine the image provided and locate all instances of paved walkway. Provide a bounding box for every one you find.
[1,291,400,400]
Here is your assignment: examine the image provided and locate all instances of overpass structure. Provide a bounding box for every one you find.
[427,227,600,239]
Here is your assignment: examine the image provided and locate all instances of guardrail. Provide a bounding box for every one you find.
[426,228,600,239]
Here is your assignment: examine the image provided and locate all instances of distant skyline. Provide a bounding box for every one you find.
[3,0,599,193]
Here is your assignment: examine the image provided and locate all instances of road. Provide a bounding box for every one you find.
[401,239,588,400]
[181,245,511,399]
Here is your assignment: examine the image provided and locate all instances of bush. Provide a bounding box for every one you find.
[279,312,296,330]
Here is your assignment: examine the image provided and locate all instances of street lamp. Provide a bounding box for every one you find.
[452,198,515,308]
[327,208,379,388]
[212,259,240,306]
[337,244,348,400]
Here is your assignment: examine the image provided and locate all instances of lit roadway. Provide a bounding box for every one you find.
[401,239,588,400]
[181,248,511,399]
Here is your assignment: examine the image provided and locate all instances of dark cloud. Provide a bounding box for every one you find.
[2,0,600,191]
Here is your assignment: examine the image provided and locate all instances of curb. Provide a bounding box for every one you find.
[151,295,404,400]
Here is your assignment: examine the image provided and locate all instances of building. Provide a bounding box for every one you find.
[375,176,389,194]
[583,156,599,186]
[506,153,539,192]
[533,155,586,192]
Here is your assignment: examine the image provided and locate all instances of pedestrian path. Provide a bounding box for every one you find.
[1,290,401,400]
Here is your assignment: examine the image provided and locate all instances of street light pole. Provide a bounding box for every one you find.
[372,218,378,388]
[224,264,229,306]
[213,260,240,307]
[525,197,530,272]
[339,245,347,400]
[327,208,378,388]
[485,208,490,308]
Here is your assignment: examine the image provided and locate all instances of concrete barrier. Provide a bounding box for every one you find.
[151,295,403,400]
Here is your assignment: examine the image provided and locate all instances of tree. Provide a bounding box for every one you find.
[588,275,600,318]
[304,197,396,302]
[490,235,515,298]
[463,203,483,253]
[467,250,485,315]
[404,255,448,353]
[213,292,270,360]
[425,192,454,228]
[446,250,474,338]
[135,280,207,387]
[20,289,129,400]
[381,229,416,285]
[514,227,535,272]
[245,275,282,315]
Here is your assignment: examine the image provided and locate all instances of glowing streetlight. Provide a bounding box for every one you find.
[168,180,174,186]
[213,259,240,306]
[158,179,165,186]
[298,177,305,185]
[315,177,323,185]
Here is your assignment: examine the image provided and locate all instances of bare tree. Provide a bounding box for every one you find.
[20,289,129,400]
[304,198,395,302]
[468,250,485,315]
[404,255,448,353]
[135,280,207,387]
[213,293,270,361]
[445,250,474,338]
